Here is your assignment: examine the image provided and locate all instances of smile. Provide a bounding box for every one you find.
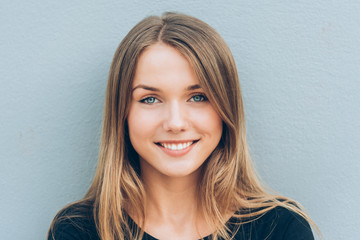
[156,140,199,151]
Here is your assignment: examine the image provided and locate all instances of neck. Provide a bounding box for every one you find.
[142,166,201,222]
[136,160,214,239]
[127,159,233,239]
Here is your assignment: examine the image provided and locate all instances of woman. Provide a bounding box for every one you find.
[48,12,317,239]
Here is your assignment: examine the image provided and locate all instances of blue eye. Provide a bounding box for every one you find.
[190,94,207,102]
[140,97,159,104]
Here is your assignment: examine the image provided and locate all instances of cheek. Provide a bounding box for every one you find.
[127,106,160,142]
[191,107,223,134]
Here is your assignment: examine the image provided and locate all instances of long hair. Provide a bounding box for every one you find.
[49,12,318,240]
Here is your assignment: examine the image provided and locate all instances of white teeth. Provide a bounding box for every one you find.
[161,141,193,150]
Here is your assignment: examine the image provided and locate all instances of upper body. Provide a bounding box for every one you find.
[48,12,318,240]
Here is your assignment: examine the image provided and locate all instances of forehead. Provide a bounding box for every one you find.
[132,43,200,88]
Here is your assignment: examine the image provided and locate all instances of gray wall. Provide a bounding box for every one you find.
[1,1,359,239]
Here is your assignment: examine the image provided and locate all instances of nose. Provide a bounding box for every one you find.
[163,101,189,133]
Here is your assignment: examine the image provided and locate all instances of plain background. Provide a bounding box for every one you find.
[1,0,359,239]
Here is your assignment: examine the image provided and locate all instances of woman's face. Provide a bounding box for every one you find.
[127,43,222,178]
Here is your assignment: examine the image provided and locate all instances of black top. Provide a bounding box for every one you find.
[48,203,314,240]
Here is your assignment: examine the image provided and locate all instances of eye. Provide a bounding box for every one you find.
[189,94,208,102]
[139,96,160,104]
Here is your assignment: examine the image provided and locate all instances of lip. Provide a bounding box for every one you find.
[155,139,199,157]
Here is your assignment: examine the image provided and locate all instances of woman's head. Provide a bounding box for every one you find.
[127,43,224,179]
[103,12,245,176]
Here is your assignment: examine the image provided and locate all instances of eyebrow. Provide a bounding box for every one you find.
[132,84,160,92]
[132,84,202,92]
[186,84,201,91]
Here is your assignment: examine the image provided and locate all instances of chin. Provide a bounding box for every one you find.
[141,158,204,180]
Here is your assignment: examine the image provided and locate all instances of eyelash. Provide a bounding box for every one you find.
[139,93,208,104]
[189,93,208,102]
[139,96,159,104]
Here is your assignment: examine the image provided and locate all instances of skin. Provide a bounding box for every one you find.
[127,43,223,239]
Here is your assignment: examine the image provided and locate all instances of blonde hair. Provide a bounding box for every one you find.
[49,12,319,239]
